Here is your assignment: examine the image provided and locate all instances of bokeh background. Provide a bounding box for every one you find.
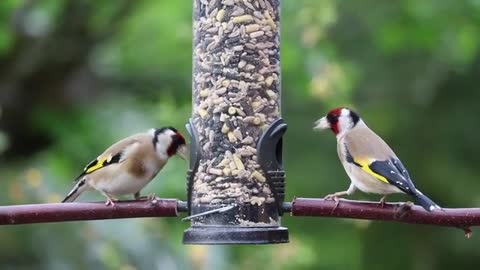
[1,0,480,269]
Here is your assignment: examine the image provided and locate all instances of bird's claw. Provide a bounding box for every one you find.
[324,194,341,213]
[324,194,340,201]
[147,193,158,204]
[463,227,473,239]
[135,193,158,204]
[379,196,388,208]
[135,193,157,201]
[394,201,414,218]
[105,198,116,206]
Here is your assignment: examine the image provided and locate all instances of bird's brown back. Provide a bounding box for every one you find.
[343,124,396,161]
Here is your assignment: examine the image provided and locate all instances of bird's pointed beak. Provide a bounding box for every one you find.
[314,117,330,130]
[177,144,189,161]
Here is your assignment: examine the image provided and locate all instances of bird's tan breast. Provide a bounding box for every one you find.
[124,141,166,179]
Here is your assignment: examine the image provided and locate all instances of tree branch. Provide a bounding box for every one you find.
[1,197,479,238]
[0,199,181,225]
[290,198,479,236]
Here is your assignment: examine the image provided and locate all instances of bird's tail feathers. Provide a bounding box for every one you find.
[414,190,441,212]
[62,178,87,203]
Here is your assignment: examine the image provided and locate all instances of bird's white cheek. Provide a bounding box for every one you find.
[314,117,330,130]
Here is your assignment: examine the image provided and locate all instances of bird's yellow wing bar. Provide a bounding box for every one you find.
[85,156,109,174]
[352,158,389,184]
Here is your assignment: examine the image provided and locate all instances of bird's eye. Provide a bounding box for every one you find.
[327,114,339,124]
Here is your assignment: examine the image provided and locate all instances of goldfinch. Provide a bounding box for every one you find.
[62,127,188,206]
[314,107,440,211]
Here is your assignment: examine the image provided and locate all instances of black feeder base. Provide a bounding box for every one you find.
[183,226,289,245]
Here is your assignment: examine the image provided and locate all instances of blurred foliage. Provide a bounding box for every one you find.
[1,0,480,269]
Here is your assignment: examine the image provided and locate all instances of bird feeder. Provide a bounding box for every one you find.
[183,0,288,244]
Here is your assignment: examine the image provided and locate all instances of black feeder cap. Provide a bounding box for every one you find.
[182,119,289,245]
[183,227,289,245]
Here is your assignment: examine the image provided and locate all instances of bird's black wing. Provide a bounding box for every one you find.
[73,152,123,182]
[369,158,417,195]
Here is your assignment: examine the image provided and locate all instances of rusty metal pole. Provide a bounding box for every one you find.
[184,0,288,244]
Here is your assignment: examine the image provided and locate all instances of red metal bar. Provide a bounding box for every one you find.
[291,198,480,228]
[0,199,180,225]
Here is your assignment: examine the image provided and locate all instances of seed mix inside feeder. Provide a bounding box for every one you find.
[183,0,288,244]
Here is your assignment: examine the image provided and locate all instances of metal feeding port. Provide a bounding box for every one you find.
[183,0,287,244]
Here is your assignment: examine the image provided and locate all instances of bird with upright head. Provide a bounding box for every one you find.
[314,107,440,211]
[62,127,188,206]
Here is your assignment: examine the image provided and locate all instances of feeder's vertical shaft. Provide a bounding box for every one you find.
[184,0,288,244]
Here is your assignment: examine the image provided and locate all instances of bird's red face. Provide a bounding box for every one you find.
[153,127,188,159]
[314,107,360,136]
[325,107,344,134]
[167,131,187,157]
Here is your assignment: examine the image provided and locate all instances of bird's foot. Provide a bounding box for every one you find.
[324,194,337,201]
[379,195,388,208]
[324,191,347,201]
[324,194,342,213]
[105,198,117,207]
[102,192,117,206]
[147,193,158,204]
[394,201,414,218]
[134,193,158,203]
[463,227,473,239]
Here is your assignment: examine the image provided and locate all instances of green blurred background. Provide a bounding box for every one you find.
[1,0,480,269]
